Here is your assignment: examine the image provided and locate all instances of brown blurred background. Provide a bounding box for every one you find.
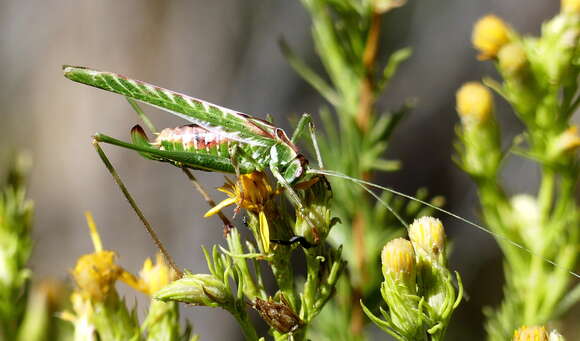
[0,1,575,340]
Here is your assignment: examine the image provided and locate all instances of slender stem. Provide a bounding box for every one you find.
[350,9,382,336]
[232,309,260,341]
[92,139,182,277]
[180,168,234,235]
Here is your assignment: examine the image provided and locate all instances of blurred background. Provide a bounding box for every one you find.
[0,0,576,339]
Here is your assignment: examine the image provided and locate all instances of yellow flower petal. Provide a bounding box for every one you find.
[259,211,270,253]
[204,197,237,217]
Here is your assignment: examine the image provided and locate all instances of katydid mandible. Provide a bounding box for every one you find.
[63,65,580,279]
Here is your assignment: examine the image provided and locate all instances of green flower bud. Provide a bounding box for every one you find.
[142,300,181,341]
[456,82,494,126]
[294,175,334,245]
[409,217,462,333]
[549,330,566,341]
[381,238,417,291]
[373,0,406,13]
[513,326,548,341]
[548,126,580,159]
[498,43,528,76]
[455,82,502,178]
[408,217,446,264]
[472,15,511,60]
[562,0,580,14]
[154,274,232,308]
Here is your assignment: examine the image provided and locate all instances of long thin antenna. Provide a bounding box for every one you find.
[310,168,580,280]
[93,139,182,277]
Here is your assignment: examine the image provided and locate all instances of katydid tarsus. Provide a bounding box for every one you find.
[63,65,580,279]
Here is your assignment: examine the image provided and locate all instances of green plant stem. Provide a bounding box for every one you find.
[227,231,264,300]
[231,309,260,341]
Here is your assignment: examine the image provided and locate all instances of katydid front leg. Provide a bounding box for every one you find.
[269,154,321,244]
[291,114,324,169]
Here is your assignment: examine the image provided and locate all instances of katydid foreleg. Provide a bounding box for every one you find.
[269,156,322,244]
[290,114,324,169]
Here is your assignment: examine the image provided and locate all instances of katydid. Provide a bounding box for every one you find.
[63,65,580,279]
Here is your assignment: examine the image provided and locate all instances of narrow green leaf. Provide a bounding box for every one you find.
[376,47,412,94]
[279,40,340,106]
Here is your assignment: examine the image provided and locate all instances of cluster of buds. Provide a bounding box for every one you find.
[465,4,579,164]
[513,326,566,341]
[362,217,462,340]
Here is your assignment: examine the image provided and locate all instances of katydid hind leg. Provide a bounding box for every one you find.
[92,139,182,277]
[309,168,580,279]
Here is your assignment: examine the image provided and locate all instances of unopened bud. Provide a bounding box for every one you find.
[513,326,548,341]
[551,126,580,157]
[381,238,416,289]
[498,43,528,76]
[456,82,494,125]
[154,274,231,308]
[373,0,406,13]
[549,330,566,341]
[408,217,445,261]
[562,0,580,14]
[473,15,511,60]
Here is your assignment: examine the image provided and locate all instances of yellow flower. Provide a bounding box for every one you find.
[138,253,179,295]
[70,212,124,302]
[205,172,278,216]
[72,250,123,302]
[562,0,580,14]
[456,82,494,125]
[472,15,511,60]
[381,238,416,286]
[408,216,445,257]
[205,172,280,253]
[513,326,548,341]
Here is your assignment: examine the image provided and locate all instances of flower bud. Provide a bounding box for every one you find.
[562,0,580,14]
[456,82,494,126]
[72,251,123,302]
[498,43,528,76]
[154,274,232,308]
[408,217,446,262]
[513,326,548,341]
[550,126,580,157]
[373,0,406,13]
[381,238,416,289]
[139,253,178,295]
[473,15,511,60]
[549,330,566,341]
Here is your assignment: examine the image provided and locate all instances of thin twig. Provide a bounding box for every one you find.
[181,167,235,235]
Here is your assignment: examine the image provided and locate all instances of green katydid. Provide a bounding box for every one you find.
[63,65,580,279]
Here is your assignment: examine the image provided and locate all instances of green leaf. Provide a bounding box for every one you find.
[371,159,402,172]
[376,47,412,94]
[279,40,340,106]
